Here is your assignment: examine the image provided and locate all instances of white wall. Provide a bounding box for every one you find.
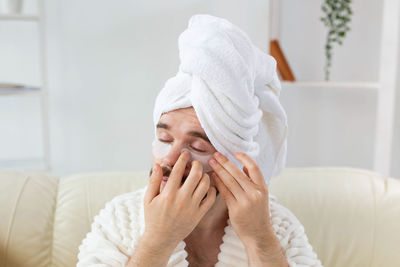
[279,0,383,169]
[0,0,399,178]
[279,0,400,178]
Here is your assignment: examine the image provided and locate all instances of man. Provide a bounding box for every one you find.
[77,14,322,266]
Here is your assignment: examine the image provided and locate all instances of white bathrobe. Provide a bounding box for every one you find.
[77,187,323,266]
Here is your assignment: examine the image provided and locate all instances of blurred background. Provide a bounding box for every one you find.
[0,0,398,179]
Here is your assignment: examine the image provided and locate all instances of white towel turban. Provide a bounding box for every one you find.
[153,14,288,185]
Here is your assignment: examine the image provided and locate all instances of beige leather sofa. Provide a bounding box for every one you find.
[1,167,399,267]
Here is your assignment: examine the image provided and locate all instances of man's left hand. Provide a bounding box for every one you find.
[209,151,272,246]
[209,152,288,266]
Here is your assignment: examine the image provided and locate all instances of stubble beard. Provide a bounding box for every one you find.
[148,166,219,197]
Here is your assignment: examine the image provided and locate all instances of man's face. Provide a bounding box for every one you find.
[151,107,217,192]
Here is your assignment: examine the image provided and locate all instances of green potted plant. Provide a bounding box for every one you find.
[320,0,353,81]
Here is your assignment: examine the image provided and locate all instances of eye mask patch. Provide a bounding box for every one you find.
[152,139,213,172]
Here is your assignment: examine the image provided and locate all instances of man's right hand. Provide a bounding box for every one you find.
[142,150,217,248]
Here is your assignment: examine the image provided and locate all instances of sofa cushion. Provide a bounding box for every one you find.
[0,170,58,267]
[269,167,400,267]
[52,171,148,267]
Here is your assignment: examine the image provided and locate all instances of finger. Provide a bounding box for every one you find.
[211,172,235,206]
[213,152,255,193]
[192,172,210,204]
[199,186,217,214]
[164,151,190,192]
[144,164,162,204]
[234,152,267,188]
[182,160,203,194]
[209,157,247,200]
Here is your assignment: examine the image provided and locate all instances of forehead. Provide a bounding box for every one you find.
[158,107,202,129]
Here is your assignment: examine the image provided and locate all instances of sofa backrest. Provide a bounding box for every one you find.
[1,167,399,267]
[0,170,58,267]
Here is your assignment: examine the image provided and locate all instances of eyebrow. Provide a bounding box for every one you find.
[156,122,211,144]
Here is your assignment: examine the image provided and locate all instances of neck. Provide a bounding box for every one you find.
[186,194,228,241]
[183,195,228,265]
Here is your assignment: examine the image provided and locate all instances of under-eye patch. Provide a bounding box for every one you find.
[151,139,213,172]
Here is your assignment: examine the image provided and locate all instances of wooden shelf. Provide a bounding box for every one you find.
[0,90,42,96]
[0,14,39,21]
[281,81,380,90]
[0,86,41,96]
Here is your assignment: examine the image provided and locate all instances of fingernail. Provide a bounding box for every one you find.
[209,159,216,166]
[215,152,222,159]
[153,165,158,173]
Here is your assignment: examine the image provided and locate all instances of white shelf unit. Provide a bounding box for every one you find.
[281,81,381,90]
[0,0,51,172]
[269,0,399,177]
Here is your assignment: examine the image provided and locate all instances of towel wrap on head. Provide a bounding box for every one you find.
[153,14,288,185]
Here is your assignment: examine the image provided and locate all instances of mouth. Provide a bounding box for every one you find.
[162,174,188,185]
[159,171,219,197]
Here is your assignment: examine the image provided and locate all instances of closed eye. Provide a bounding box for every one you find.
[190,146,206,153]
[158,138,207,153]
